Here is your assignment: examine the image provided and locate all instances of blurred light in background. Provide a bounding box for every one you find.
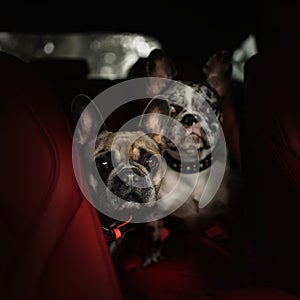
[232,34,257,82]
[0,32,258,82]
[44,42,55,54]
[0,32,161,79]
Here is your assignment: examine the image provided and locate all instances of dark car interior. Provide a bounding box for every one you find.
[1,1,300,299]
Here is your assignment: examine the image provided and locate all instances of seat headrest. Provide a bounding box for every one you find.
[30,57,90,80]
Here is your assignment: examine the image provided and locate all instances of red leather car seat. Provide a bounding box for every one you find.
[1,49,298,300]
[242,40,300,297]
[0,52,122,300]
[115,41,300,299]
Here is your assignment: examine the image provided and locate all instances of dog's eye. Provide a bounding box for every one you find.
[96,158,109,171]
[145,155,159,170]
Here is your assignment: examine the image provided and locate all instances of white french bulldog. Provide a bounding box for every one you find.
[136,49,241,266]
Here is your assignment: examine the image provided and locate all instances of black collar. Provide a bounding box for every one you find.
[163,151,212,174]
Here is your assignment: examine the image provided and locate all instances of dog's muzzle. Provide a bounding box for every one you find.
[181,113,199,127]
[117,167,145,186]
[108,165,155,204]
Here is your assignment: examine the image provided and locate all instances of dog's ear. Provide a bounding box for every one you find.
[71,94,107,145]
[127,49,176,95]
[202,50,232,98]
[139,96,170,146]
[146,49,177,79]
[127,48,177,79]
[143,49,177,95]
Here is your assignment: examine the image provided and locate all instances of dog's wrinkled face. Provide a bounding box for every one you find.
[134,49,222,163]
[162,82,221,161]
[94,131,164,211]
[71,94,166,217]
[141,82,222,163]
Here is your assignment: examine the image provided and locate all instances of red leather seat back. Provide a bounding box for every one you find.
[0,52,122,300]
[242,41,300,296]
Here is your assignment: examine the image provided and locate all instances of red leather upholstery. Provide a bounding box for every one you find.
[0,52,122,300]
[242,40,300,296]
[115,42,300,299]
[1,49,298,300]
[214,288,300,300]
[221,83,242,170]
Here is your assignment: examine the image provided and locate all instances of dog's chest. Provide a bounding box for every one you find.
[158,166,211,212]
[158,163,233,223]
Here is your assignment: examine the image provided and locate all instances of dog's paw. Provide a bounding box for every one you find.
[142,220,164,267]
[142,249,162,267]
[203,50,232,97]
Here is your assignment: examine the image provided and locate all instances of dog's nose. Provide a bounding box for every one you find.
[118,168,143,185]
[182,114,199,126]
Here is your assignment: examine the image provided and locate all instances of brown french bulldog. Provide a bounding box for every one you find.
[71,94,169,252]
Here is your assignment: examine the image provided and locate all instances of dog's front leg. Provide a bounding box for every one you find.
[142,219,164,267]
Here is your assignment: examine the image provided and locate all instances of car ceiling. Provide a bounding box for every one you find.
[0,1,298,66]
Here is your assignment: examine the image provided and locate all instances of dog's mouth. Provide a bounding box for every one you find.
[122,191,148,204]
[190,131,203,143]
[125,194,139,202]
[164,125,211,163]
[185,124,210,148]
[105,168,158,211]
[189,132,207,148]
[166,134,208,151]
[109,189,157,213]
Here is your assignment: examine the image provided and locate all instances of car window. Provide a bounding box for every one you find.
[0,32,161,79]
